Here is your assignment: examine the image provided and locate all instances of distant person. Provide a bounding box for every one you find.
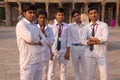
[16,3,47,80]
[110,18,115,27]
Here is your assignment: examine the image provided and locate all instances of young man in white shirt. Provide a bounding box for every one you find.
[16,3,47,80]
[82,7,108,80]
[68,9,87,80]
[48,7,70,80]
[36,10,54,80]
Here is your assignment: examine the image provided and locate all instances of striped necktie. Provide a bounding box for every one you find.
[57,24,62,51]
[90,24,96,51]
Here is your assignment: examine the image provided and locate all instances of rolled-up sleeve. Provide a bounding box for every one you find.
[98,23,108,44]
[46,28,54,47]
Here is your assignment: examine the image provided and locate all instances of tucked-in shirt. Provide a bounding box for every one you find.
[68,22,86,50]
[16,18,47,65]
[49,19,69,55]
[37,24,54,61]
[81,20,108,57]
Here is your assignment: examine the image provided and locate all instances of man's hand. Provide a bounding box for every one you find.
[87,38,101,45]
[50,50,54,60]
[38,41,43,46]
[89,38,100,42]
[41,26,47,37]
[64,47,70,60]
[87,41,96,45]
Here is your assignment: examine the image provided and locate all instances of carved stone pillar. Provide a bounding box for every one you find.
[58,2,62,7]
[17,1,22,16]
[45,2,49,18]
[84,0,89,14]
[101,0,106,22]
[5,2,12,26]
[72,1,75,9]
[115,1,120,27]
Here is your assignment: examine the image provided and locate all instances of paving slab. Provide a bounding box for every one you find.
[0,27,120,80]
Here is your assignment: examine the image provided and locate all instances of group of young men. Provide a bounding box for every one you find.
[16,3,108,80]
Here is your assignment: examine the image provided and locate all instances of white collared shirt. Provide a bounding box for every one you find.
[16,18,47,65]
[37,24,54,61]
[81,20,109,57]
[49,19,69,55]
[68,22,86,49]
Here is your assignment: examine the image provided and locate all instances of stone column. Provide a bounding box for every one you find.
[84,0,89,14]
[69,4,72,23]
[115,1,120,27]
[72,0,75,9]
[5,2,12,26]
[58,2,62,7]
[101,0,106,22]
[45,2,49,18]
[17,1,22,16]
[31,0,35,4]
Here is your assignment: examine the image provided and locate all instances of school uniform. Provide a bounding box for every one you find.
[48,19,69,80]
[81,20,108,80]
[16,17,47,80]
[68,22,87,80]
[37,24,54,80]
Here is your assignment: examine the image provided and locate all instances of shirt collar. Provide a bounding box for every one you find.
[54,19,64,26]
[37,24,48,29]
[22,17,34,24]
[89,20,100,26]
[73,22,85,28]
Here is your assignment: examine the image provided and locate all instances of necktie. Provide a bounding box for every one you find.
[57,25,62,51]
[90,24,96,51]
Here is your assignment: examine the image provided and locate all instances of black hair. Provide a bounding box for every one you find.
[22,3,36,12]
[55,7,65,14]
[36,9,47,18]
[71,9,80,17]
[88,7,98,13]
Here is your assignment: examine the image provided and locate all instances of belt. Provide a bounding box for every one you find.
[72,43,82,46]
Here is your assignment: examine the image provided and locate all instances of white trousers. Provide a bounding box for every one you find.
[48,53,67,80]
[85,57,108,80]
[42,61,49,80]
[20,63,42,80]
[71,46,88,80]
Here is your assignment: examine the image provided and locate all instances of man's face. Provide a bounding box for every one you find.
[23,10,36,22]
[55,12,64,23]
[37,14,47,26]
[88,9,98,21]
[72,13,80,22]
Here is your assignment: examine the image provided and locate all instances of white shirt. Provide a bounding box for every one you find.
[16,18,47,65]
[68,22,86,50]
[37,24,54,61]
[81,20,108,57]
[49,19,69,55]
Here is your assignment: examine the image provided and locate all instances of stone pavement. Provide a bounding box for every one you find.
[0,26,120,80]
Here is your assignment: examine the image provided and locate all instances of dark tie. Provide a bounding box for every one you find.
[90,24,96,51]
[57,25,62,51]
